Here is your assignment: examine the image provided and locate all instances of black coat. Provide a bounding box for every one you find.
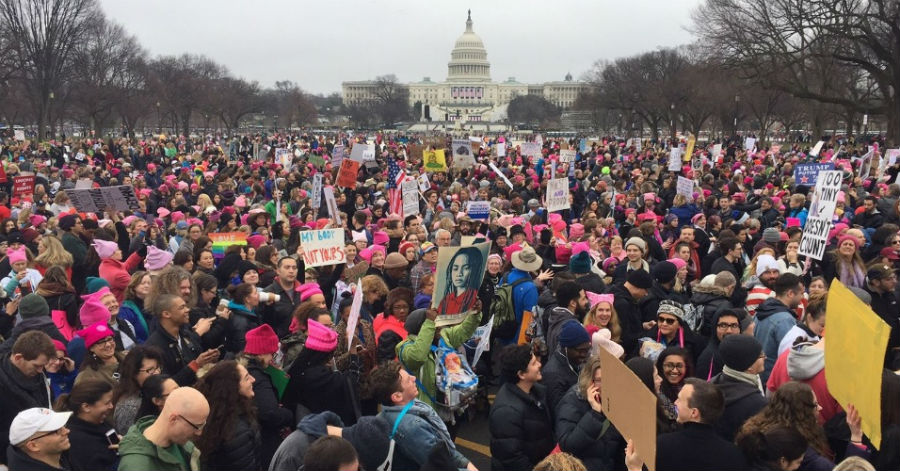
[0,354,52,464]
[144,326,202,386]
[554,385,625,471]
[540,350,578,419]
[200,416,261,471]
[489,382,555,471]
[609,283,643,355]
[639,281,690,324]
[261,281,301,338]
[0,317,68,355]
[284,358,360,426]
[246,359,294,470]
[226,306,262,354]
[710,373,767,442]
[656,422,749,471]
[6,444,68,470]
[65,416,118,471]
[189,303,229,351]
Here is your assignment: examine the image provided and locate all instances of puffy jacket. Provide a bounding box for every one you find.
[554,385,625,471]
[200,415,260,471]
[284,354,361,426]
[709,373,767,442]
[754,297,797,384]
[546,307,577,357]
[489,382,555,471]
[0,317,68,355]
[98,252,143,304]
[118,416,200,471]
[0,354,52,463]
[65,415,118,471]
[541,348,579,419]
[691,288,733,338]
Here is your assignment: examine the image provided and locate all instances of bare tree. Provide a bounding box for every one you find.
[0,0,99,138]
[149,54,223,136]
[371,74,410,127]
[209,77,261,134]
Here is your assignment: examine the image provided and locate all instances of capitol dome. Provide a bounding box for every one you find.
[447,10,491,83]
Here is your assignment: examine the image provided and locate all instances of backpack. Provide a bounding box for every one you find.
[490,274,529,339]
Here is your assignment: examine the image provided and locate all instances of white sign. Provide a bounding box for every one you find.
[712,143,722,157]
[744,137,757,152]
[676,176,694,199]
[472,315,493,368]
[451,139,476,168]
[798,216,831,261]
[546,178,570,213]
[810,140,825,157]
[489,162,514,189]
[64,185,141,213]
[350,143,375,162]
[559,149,576,163]
[668,147,682,172]
[858,150,875,179]
[346,279,364,351]
[402,180,419,216]
[323,187,341,225]
[467,201,490,220]
[311,174,323,209]
[417,173,430,192]
[331,145,345,167]
[275,148,292,168]
[808,170,843,221]
[13,130,24,141]
[299,228,346,268]
[75,179,93,189]
[496,142,506,157]
[521,142,541,158]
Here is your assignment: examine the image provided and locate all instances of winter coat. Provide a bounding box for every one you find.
[656,422,749,471]
[188,302,229,351]
[6,445,69,470]
[639,281,690,324]
[380,400,471,470]
[0,317,68,355]
[144,326,202,386]
[98,253,142,304]
[754,297,797,385]
[65,415,118,471]
[118,416,199,471]
[225,301,261,354]
[691,287,733,339]
[43,291,80,336]
[118,299,149,344]
[246,359,293,470]
[260,279,301,338]
[710,373,767,442]
[489,382,555,471]
[574,273,606,296]
[541,349,579,419]
[283,354,361,426]
[546,307,578,357]
[200,415,260,471]
[554,385,625,471]
[609,283,643,355]
[0,354,52,463]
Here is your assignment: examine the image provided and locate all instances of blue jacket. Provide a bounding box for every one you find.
[788,207,809,228]
[379,400,470,470]
[754,297,797,385]
[669,204,700,227]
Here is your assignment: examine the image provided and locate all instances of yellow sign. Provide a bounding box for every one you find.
[824,279,891,449]
[423,149,448,172]
[682,135,696,162]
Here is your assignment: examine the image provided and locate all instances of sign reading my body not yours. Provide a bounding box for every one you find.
[299,229,346,268]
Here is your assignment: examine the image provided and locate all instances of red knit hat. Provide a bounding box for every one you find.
[244,324,279,355]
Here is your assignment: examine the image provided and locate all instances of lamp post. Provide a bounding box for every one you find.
[273,114,278,133]
[733,94,740,137]
[156,102,161,134]
[670,103,675,143]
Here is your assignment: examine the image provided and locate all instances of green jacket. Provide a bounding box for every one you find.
[118,416,201,471]
[396,311,482,410]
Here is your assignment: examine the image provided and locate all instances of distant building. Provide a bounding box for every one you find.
[341,11,586,125]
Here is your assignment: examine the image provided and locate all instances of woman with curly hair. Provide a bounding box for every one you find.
[194,360,261,471]
[33,235,73,279]
[373,287,414,341]
[737,381,836,469]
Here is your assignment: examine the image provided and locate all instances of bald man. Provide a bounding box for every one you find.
[118,387,209,471]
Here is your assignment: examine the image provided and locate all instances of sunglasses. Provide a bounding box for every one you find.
[657,316,678,325]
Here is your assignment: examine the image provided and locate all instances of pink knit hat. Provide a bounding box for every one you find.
[297,283,324,302]
[372,231,389,246]
[305,319,337,352]
[92,239,119,259]
[145,246,174,272]
[358,248,373,263]
[571,241,591,256]
[79,297,111,329]
[247,234,266,249]
[78,322,113,349]
[569,223,585,240]
[7,247,26,265]
[244,324,279,355]
[666,258,688,271]
[370,245,386,257]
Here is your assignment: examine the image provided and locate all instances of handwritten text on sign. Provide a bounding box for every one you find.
[546,178,570,213]
[300,229,346,268]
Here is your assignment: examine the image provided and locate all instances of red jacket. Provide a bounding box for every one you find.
[99,252,143,303]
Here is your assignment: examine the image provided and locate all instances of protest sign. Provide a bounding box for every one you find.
[417,173,430,192]
[798,217,831,260]
[579,138,587,153]
[311,174,323,209]
[858,150,875,178]
[299,229,346,268]
[793,162,835,186]
[825,279,891,449]
[496,142,506,157]
[13,175,34,195]
[471,315,493,368]
[407,144,423,161]
[451,139,476,168]
[467,201,490,220]
[460,236,477,246]
[432,242,491,326]
[668,147,682,172]
[350,143,375,163]
[423,149,448,172]
[546,178,570,213]
[337,159,360,188]
[886,149,900,167]
[810,140,825,157]
[683,135,696,162]
[488,163,513,189]
[210,232,247,259]
[275,148,292,168]
[323,187,341,225]
[598,347,657,470]
[807,170,842,221]
[711,143,722,156]
[346,279,364,351]
[65,185,141,213]
[75,178,93,189]
[559,149,576,163]
[744,137,756,152]
[331,145,345,166]
[13,130,24,141]
[521,142,541,158]
[402,180,419,216]
[676,176,693,199]
[308,153,325,168]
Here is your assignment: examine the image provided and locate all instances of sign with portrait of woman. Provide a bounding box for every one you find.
[431,241,491,326]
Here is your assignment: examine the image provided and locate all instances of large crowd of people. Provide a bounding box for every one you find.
[0,130,897,471]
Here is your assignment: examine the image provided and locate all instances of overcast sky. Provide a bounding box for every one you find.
[98,0,701,95]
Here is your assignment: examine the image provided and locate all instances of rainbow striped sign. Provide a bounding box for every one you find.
[210,232,247,259]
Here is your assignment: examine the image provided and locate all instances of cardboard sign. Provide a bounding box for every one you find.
[337,159,360,188]
[793,163,835,186]
[808,170,842,221]
[65,185,141,213]
[744,137,756,152]
[676,176,694,199]
[423,149,447,172]
[299,229,346,268]
[559,149,576,163]
[350,143,375,162]
[467,201,490,220]
[546,178,570,213]
[598,347,657,470]
[402,180,419,216]
[451,139,476,168]
[825,280,891,449]
[431,242,491,326]
[323,187,341,225]
[683,135,696,162]
[308,153,326,168]
[407,144,423,161]
[810,140,825,157]
[346,279,364,351]
[798,216,830,260]
[13,175,34,195]
[311,174,323,209]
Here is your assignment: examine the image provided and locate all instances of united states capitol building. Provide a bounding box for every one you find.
[341,11,586,130]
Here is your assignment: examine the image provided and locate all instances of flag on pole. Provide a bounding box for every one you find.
[387,157,406,216]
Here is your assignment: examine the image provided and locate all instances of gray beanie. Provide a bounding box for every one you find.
[762,227,781,244]
[405,308,428,335]
[19,293,49,319]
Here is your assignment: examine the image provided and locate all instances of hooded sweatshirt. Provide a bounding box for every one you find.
[753,297,796,384]
[117,416,199,471]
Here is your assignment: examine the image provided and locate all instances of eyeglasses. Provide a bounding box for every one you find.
[177,414,205,431]
[663,362,685,371]
[716,322,740,330]
[95,337,115,345]
[657,316,678,325]
[138,366,161,374]
[30,428,66,442]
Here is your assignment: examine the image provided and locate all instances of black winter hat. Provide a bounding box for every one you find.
[626,269,653,290]
[651,261,677,284]
[719,334,763,372]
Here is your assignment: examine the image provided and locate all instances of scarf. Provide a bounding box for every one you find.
[35,281,74,298]
[838,258,865,288]
[722,365,764,395]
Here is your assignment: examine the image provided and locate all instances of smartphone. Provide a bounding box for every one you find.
[105,429,120,446]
